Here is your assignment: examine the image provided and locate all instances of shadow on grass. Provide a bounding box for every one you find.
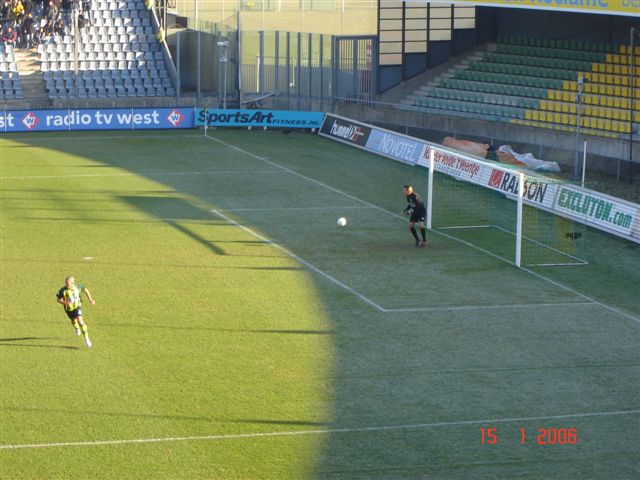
[0,337,80,350]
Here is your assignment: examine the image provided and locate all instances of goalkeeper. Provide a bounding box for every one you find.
[401,185,427,248]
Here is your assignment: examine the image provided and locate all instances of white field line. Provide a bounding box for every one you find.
[383,301,595,313]
[225,206,372,212]
[0,169,280,180]
[2,409,638,450]
[204,134,640,325]
[211,209,386,312]
[1,133,195,143]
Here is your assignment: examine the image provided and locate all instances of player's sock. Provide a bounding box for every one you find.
[81,324,88,336]
[410,227,419,241]
[420,228,426,241]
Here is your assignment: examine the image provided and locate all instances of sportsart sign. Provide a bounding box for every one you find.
[319,114,371,146]
[0,108,193,132]
[196,109,323,129]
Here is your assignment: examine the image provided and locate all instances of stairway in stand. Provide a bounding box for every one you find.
[13,47,48,102]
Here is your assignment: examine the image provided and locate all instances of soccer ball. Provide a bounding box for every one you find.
[337,217,347,227]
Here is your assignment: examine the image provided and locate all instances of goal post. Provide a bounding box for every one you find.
[425,146,587,268]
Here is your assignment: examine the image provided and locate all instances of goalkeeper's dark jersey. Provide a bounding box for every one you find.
[404,192,425,214]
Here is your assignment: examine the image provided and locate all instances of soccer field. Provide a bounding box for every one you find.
[1,129,639,479]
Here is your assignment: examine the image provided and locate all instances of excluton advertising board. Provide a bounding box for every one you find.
[195,109,324,129]
[0,108,193,132]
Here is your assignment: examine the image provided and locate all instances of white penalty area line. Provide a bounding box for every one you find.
[2,409,638,451]
[225,206,372,212]
[211,208,386,312]
[203,134,640,326]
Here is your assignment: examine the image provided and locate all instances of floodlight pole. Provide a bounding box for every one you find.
[629,27,637,182]
[217,40,229,109]
[572,75,584,181]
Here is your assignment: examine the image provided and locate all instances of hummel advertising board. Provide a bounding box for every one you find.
[319,114,372,146]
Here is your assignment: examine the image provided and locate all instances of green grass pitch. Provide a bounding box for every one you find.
[0,129,639,479]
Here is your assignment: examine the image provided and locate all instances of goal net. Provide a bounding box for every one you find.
[425,147,586,267]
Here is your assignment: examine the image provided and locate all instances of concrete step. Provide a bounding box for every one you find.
[13,47,47,100]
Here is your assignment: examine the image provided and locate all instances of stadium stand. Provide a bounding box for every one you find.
[411,37,639,139]
[37,0,174,99]
[0,43,24,100]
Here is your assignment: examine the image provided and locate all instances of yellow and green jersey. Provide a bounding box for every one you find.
[56,284,85,311]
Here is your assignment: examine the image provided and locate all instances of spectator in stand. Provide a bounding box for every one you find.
[1,1,11,23]
[22,0,32,15]
[33,0,43,17]
[81,0,90,24]
[77,10,87,30]
[3,25,17,44]
[12,0,25,20]
[60,0,70,26]
[21,10,33,47]
[45,0,57,22]
[53,16,63,36]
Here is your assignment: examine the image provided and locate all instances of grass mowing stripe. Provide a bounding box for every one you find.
[211,209,386,311]
[382,301,596,313]
[0,169,281,180]
[205,133,640,326]
[3,409,638,450]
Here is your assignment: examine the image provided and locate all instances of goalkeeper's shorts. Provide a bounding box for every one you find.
[410,208,426,223]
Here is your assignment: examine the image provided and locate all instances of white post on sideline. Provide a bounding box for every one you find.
[581,140,587,188]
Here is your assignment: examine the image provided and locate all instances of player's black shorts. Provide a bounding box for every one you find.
[65,308,82,320]
[410,207,426,223]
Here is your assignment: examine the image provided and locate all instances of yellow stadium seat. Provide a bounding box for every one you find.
[525,110,533,120]
[597,118,605,130]
[589,117,598,129]
[532,111,539,121]
[554,112,562,124]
